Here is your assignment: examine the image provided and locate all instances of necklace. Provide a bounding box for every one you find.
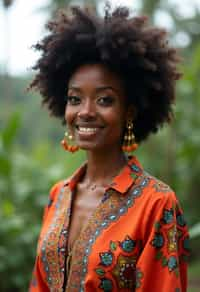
[88,183,107,191]
[85,174,117,192]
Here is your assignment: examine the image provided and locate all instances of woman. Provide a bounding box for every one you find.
[29,5,190,292]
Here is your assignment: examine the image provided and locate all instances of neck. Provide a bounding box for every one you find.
[84,148,127,185]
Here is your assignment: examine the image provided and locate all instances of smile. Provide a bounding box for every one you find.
[77,126,99,133]
[75,125,104,138]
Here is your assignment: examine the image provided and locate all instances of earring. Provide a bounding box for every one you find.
[61,131,79,153]
[122,120,138,152]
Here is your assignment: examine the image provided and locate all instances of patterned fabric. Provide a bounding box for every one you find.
[29,156,189,292]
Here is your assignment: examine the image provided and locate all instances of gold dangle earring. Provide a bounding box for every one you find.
[122,119,138,152]
[61,130,79,153]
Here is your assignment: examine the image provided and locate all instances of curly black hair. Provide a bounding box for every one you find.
[29,5,181,142]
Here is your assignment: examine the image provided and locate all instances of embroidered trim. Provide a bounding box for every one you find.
[39,186,71,290]
[67,172,149,291]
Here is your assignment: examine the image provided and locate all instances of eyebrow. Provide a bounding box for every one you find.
[68,86,118,94]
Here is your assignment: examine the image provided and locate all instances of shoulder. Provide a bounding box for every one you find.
[144,171,173,194]
[136,170,179,210]
[128,156,178,206]
[136,172,189,242]
[137,172,189,233]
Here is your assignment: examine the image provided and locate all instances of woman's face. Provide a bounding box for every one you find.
[65,63,130,152]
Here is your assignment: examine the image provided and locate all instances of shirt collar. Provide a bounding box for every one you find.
[64,156,143,195]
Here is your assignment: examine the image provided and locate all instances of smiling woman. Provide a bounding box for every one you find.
[65,64,128,151]
[29,4,190,292]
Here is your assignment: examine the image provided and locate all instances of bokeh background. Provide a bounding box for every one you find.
[0,0,200,291]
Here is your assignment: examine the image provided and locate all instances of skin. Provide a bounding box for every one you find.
[65,63,135,250]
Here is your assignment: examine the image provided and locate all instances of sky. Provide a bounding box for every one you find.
[0,0,199,76]
[0,0,50,75]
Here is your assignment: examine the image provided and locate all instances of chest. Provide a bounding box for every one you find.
[65,186,145,292]
[38,180,150,291]
[67,186,105,250]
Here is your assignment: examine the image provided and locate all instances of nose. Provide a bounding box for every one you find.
[77,98,96,119]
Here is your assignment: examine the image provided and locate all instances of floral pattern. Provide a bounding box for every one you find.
[151,233,165,249]
[30,156,190,292]
[95,236,143,291]
[112,254,137,289]
[100,252,114,267]
[151,205,189,277]
[119,236,136,253]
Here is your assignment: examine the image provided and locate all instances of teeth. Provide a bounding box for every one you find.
[78,127,98,133]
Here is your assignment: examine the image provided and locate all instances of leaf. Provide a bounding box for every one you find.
[2,200,15,217]
[95,268,105,277]
[0,154,11,176]
[175,269,179,277]
[155,251,163,260]
[161,257,168,267]
[130,172,138,180]
[2,112,21,151]
[154,221,161,231]
[110,241,117,251]
[137,271,143,278]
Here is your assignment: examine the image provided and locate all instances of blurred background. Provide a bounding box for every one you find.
[0,0,200,291]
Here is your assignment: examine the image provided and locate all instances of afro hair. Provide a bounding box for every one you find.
[29,5,181,142]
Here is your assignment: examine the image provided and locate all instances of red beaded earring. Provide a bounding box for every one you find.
[61,131,79,153]
[122,119,138,152]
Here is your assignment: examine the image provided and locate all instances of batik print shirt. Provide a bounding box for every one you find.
[29,156,190,292]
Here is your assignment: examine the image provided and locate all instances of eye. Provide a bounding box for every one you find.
[67,95,81,105]
[97,96,114,106]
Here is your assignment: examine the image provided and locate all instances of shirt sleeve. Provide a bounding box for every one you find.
[136,192,190,292]
[29,181,63,292]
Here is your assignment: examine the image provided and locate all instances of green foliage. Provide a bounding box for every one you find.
[0,113,84,291]
[141,0,160,16]
[175,44,200,225]
[188,260,200,291]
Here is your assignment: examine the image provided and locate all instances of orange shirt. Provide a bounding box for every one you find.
[29,156,189,292]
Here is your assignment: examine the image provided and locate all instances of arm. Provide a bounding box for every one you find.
[136,192,190,292]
